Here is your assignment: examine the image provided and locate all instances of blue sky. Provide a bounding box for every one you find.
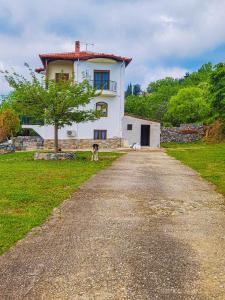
[0,0,225,94]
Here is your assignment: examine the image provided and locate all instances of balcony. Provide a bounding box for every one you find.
[89,80,117,97]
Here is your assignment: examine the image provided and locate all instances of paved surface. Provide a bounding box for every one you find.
[1,152,225,299]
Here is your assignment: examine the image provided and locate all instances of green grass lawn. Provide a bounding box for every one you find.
[163,141,225,196]
[0,151,121,254]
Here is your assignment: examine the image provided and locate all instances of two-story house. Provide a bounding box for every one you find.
[23,41,160,149]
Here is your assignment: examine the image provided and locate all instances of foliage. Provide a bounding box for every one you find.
[125,63,220,126]
[147,77,180,93]
[166,87,210,125]
[125,95,152,119]
[126,77,180,122]
[210,63,225,121]
[125,82,133,97]
[147,78,180,121]
[0,97,13,113]
[133,84,142,96]
[181,63,213,87]
[0,109,20,141]
[1,65,100,152]
[0,151,122,254]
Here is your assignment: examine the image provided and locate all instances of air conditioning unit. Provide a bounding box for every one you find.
[67,130,76,137]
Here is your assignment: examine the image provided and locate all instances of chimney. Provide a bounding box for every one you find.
[75,41,80,53]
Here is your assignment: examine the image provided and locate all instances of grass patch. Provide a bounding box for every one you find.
[163,141,225,196]
[0,151,122,254]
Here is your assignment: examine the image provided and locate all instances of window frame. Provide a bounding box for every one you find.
[127,124,133,131]
[55,73,70,82]
[96,102,108,117]
[94,130,107,140]
[94,70,110,90]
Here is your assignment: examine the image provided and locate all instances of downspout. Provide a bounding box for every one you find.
[76,58,80,142]
[119,60,125,147]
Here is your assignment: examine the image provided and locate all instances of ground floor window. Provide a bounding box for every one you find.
[94,130,107,140]
[127,124,132,130]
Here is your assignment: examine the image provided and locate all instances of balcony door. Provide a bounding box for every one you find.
[94,70,110,90]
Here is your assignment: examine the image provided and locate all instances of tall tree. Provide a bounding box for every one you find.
[210,63,225,120]
[125,83,133,97]
[2,66,100,152]
[133,84,142,96]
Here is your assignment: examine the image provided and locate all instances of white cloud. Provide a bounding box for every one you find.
[0,0,225,93]
[126,64,188,88]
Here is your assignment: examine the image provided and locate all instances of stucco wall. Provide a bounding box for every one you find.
[122,115,160,147]
[47,60,74,80]
[74,60,125,138]
[24,59,125,140]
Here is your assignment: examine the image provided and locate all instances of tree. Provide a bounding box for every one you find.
[181,63,213,87]
[125,95,153,119]
[167,87,210,126]
[133,84,142,96]
[0,96,14,113]
[125,83,133,97]
[146,77,181,122]
[210,63,225,120]
[0,109,20,141]
[2,65,100,152]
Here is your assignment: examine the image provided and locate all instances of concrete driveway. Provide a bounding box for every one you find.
[1,152,225,299]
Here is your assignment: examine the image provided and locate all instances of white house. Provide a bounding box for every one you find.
[23,41,160,149]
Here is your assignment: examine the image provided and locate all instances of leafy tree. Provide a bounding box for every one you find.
[0,109,20,141]
[181,63,213,87]
[167,87,210,126]
[1,66,100,152]
[147,77,180,94]
[125,95,153,119]
[210,63,225,120]
[0,96,13,113]
[125,83,133,97]
[133,84,142,96]
[146,77,181,122]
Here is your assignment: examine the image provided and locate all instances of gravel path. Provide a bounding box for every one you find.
[1,151,225,299]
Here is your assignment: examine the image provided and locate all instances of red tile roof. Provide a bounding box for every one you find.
[36,50,132,73]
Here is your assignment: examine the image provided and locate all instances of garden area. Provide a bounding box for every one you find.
[0,151,121,254]
[163,141,225,196]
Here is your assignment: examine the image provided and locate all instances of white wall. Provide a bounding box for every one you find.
[23,59,126,140]
[122,115,160,147]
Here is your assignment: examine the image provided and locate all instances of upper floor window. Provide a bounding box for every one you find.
[96,102,108,117]
[55,73,69,82]
[94,70,109,90]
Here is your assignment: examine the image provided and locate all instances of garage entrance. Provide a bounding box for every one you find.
[141,125,150,146]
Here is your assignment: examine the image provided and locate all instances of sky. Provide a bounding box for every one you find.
[0,0,225,94]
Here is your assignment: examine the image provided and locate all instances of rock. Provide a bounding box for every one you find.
[34,152,76,160]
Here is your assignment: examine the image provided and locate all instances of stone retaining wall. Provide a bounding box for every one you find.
[14,136,44,150]
[44,138,123,150]
[161,124,205,143]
